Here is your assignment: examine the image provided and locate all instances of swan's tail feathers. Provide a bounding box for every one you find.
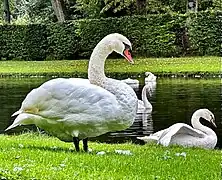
[137,135,159,144]
[5,113,29,131]
[5,123,18,131]
[12,109,22,117]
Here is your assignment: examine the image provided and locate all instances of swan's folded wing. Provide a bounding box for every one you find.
[158,123,205,146]
[19,78,121,121]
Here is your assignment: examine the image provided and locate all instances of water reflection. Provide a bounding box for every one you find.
[0,77,221,148]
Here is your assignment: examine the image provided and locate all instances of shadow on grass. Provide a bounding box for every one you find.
[18,144,82,154]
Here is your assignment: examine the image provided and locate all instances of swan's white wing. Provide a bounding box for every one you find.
[158,123,205,147]
[20,78,121,120]
[137,129,165,143]
[8,78,128,140]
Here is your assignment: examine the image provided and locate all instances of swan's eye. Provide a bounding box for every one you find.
[123,42,131,51]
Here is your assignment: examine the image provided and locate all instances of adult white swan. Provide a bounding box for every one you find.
[5,33,138,152]
[145,72,156,84]
[137,84,153,113]
[137,109,217,149]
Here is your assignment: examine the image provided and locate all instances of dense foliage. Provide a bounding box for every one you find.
[0,11,221,60]
[76,14,186,58]
[46,22,80,60]
[0,24,47,60]
[1,0,221,23]
[188,10,221,56]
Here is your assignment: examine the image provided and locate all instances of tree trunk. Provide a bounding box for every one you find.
[4,0,11,23]
[51,0,67,22]
[136,0,146,15]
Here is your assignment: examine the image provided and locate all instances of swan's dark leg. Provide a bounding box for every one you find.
[83,138,88,152]
[73,137,80,152]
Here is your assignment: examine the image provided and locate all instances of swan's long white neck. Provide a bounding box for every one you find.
[191,112,215,136]
[87,34,138,127]
[88,40,112,86]
[142,85,152,109]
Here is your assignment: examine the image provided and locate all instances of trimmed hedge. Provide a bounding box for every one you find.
[0,24,47,60]
[46,22,80,60]
[76,14,186,58]
[188,11,222,56]
[75,18,123,58]
[0,11,221,60]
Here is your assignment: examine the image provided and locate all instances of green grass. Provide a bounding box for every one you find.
[0,57,220,77]
[0,133,221,180]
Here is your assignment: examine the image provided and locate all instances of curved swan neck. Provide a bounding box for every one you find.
[191,112,215,135]
[142,85,152,109]
[88,40,112,86]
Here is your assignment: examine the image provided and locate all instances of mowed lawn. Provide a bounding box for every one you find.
[0,133,221,180]
[0,56,220,76]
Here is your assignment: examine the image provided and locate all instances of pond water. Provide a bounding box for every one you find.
[0,77,221,148]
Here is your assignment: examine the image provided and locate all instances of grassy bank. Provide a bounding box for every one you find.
[0,56,220,78]
[0,133,221,180]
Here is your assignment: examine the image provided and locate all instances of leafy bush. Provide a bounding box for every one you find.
[187,10,222,56]
[75,17,123,57]
[46,22,80,60]
[76,13,187,58]
[1,25,27,60]
[0,24,47,60]
[0,11,221,60]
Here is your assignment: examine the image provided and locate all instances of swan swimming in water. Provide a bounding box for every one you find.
[137,109,217,149]
[137,83,153,113]
[145,72,156,84]
[5,33,138,152]
[137,83,153,132]
[121,72,156,89]
[144,72,156,97]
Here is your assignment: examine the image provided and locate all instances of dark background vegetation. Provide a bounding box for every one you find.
[0,10,221,60]
[1,0,221,60]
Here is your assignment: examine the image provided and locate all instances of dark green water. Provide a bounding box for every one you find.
[0,77,221,148]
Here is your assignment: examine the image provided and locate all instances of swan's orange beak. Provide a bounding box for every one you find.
[123,49,134,64]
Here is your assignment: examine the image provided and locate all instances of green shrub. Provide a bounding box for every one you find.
[0,24,47,60]
[0,11,221,60]
[118,14,186,57]
[75,14,186,58]
[1,25,27,60]
[187,10,222,56]
[75,17,123,58]
[46,22,80,60]
[25,24,47,60]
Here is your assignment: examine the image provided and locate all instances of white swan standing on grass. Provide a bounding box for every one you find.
[137,109,217,149]
[5,33,138,152]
